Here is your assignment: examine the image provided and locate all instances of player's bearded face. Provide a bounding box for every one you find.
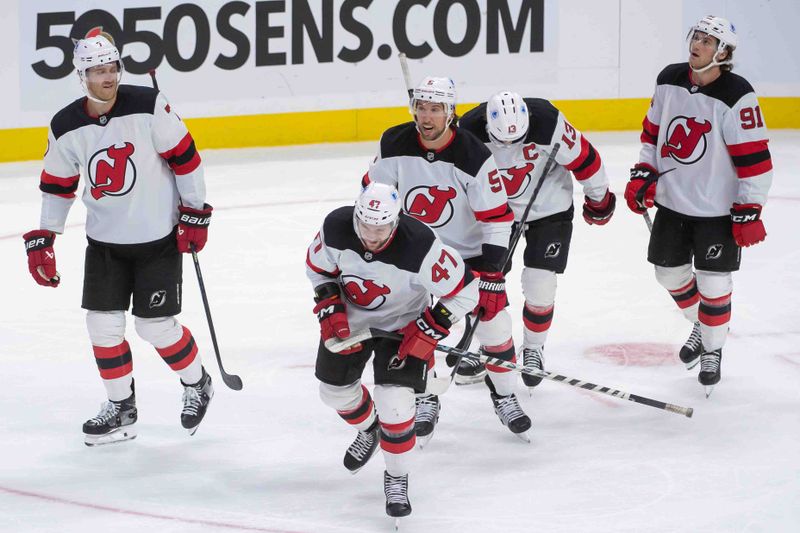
[356,220,395,252]
[415,101,449,141]
[85,63,120,101]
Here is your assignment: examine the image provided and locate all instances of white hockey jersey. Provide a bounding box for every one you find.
[38,84,205,244]
[459,98,610,222]
[306,207,479,333]
[365,123,513,269]
[639,63,773,217]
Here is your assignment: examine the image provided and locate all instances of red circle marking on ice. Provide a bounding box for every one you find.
[585,343,676,367]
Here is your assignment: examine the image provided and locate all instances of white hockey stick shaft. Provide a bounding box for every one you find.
[326,330,694,417]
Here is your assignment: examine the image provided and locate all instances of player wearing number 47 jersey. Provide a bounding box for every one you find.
[306,183,478,519]
[460,91,615,391]
[22,30,214,445]
[624,15,773,396]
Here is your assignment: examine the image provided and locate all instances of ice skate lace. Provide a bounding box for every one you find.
[182,386,202,417]
[700,350,721,373]
[348,428,376,461]
[685,322,702,351]
[87,401,119,426]
[523,347,544,371]
[494,394,525,424]
[415,395,439,424]
[384,473,408,504]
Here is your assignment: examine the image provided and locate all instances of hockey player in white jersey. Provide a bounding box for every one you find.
[460,91,615,391]
[364,77,532,443]
[306,183,478,519]
[624,16,773,396]
[22,30,214,444]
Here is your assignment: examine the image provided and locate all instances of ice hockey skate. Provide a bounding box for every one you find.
[343,420,379,474]
[698,348,722,397]
[454,356,486,385]
[83,382,137,447]
[486,377,531,442]
[413,394,440,448]
[521,345,545,390]
[181,367,214,435]
[680,321,703,370]
[384,470,411,528]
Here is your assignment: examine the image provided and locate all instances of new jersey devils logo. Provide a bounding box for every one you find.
[88,142,137,200]
[660,116,712,164]
[342,275,391,310]
[500,163,535,198]
[404,186,457,228]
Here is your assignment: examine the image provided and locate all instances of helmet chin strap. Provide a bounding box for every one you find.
[690,45,733,74]
[79,70,122,104]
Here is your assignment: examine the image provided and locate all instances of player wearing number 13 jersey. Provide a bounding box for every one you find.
[365,76,532,443]
[459,91,615,392]
[306,183,478,518]
[624,16,773,395]
[21,30,214,445]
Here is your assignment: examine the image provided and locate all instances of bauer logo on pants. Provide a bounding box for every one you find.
[149,290,167,308]
[545,242,561,258]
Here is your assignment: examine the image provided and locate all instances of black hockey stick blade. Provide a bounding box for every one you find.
[190,246,243,391]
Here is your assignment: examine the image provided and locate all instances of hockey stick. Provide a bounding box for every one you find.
[450,143,562,365]
[148,69,242,391]
[327,329,693,418]
[190,244,243,391]
[398,53,414,101]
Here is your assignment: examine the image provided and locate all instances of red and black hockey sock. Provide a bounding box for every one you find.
[337,385,376,430]
[379,417,416,455]
[698,292,732,351]
[93,340,132,380]
[156,326,198,372]
[668,276,700,311]
[523,304,554,338]
[484,339,516,373]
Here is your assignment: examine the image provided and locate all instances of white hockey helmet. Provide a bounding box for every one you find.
[486,91,529,146]
[73,29,123,102]
[410,76,457,117]
[354,182,402,251]
[687,15,737,72]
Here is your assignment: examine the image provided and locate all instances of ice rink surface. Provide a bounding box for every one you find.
[1,131,798,533]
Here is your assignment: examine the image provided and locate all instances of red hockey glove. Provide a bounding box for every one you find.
[475,271,507,322]
[731,203,766,247]
[398,307,450,363]
[177,203,212,253]
[624,164,658,214]
[583,189,616,225]
[22,230,60,287]
[314,283,360,354]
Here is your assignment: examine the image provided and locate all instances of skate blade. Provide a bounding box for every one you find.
[395,517,400,531]
[704,385,715,398]
[416,433,434,449]
[84,425,137,447]
[454,372,487,386]
[513,431,531,443]
[684,358,700,371]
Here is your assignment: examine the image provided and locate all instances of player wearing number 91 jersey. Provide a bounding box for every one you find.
[624,15,773,396]
[306,183,478,519]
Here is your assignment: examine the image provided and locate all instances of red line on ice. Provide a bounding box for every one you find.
[0,485,305,533]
